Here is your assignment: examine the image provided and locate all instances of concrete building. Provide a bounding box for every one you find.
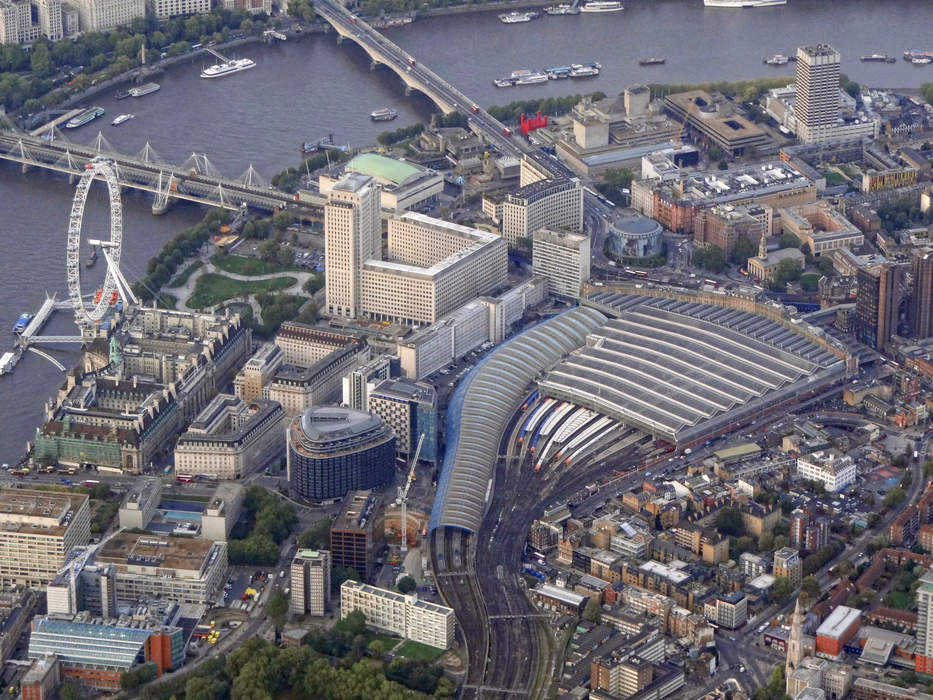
[290,549,330,617]
[234,343,284,402]
[173,395,285,480]
[144,0,207,19]
[200,482,244,541]
[330,490,381,581]
[95,532,227,604]
[0,0,61,44]
[117,477,161,530]
[0,489,90,588]
[72,0,143,31]
[779,201,864,255]
[359,213,507,325]
[715,591,747,630]
[856,261,903,352]
[340,580,456,649]
[740,552,768,578]
[794,44,842,143]
[342,354,393,411]
[774,547,803,588]
[27,614,183,690]
[47,560,118,618]
[608,216,664,260]
[324,173,507,324]
[318,152,444,212]
[287,407,395,503]
[368,378,438,463]
[268,339,370,418]
[663,90,770,156]
[532,228,591,299]
[490,178,584,247]
[911,248,933,340]
[325,172,382,319]
[397,277,548,379]
[796,450,856,492]
[221,0,269,13]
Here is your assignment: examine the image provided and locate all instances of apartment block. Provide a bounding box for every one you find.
[773,547,802,588]
[532,228,591,298]
[340,580,456,649]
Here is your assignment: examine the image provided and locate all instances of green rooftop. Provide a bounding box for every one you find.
[347,153,424,187]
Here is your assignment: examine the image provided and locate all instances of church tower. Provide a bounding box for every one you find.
[785,596,805,693]
[758,232,768,259]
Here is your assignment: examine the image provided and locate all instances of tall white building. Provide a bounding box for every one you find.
[532,228,591,298]
[794,43,841,144]
[487,178,584,247]
[291,549,330,617]
[325,173,383,319]
[917,570,933,674]
[73,0,143,31]
[145,0,208,19]
[340,580,455,649]
[795,450,855,492]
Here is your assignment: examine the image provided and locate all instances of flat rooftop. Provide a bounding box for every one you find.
[97,531,219,573]
[816,605,861,639]
[0,489,87,536]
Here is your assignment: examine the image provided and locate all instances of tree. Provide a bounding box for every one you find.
[840,73,860,99]
[267,589,288,629]
[397,575,416,594]
[59,685,80,700]
[716,507,745,537]
[332,566,360,592]
[835,560,856,580]
[779,232,801,249]
[773,258,803,286]
[692,244,727,273]
[299,518,331,549]
[30,42,52,78]
[800,575,821,602]
[758,531,775,552]
[367,639,385,659]
[272,210,293,229]
[884,485,906,510]
[772,576,794,601]
[731,236,757,266]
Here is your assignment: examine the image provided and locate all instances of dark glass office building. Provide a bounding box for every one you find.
[288,406,396,502]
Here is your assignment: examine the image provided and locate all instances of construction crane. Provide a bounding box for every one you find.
[397,433,425,556]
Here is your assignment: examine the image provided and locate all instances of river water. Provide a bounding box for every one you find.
[2,0,932,459]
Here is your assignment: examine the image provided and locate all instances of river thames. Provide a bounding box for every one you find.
[1,0,933,458]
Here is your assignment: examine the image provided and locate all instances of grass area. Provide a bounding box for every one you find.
[800,272,821,292]
[886,590,912,610]
[167,260,204,288]
[823,170,848,186]
[156,292,177,310]
[396,640,444,662]
[187,274,297,309]
[367,632,402,650]
[212,254,300,276]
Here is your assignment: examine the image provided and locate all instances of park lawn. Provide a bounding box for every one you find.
[212,254,301,276]
[886,590,912,610]
[156,292,177,310]
[800,273,821,291]
[822,171,847,186]
[367,632,402,650]
[187,274,297,309]
[396,640,444,662]
[167,260,204,288]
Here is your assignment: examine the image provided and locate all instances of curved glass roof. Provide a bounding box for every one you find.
[428,306,606,534]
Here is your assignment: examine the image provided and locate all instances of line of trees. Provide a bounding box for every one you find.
[1,9,269,114]
[487,91,606,123]
[377,123,424,146]
[271,149,350,194]
[647,77,793,103]
[227,486,297,565]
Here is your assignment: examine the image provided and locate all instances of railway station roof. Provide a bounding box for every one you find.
[428,306,606,534]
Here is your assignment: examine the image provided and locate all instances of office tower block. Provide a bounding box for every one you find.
[290,549,331,617]
[794,43,841,143]
[911,248,933,340]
